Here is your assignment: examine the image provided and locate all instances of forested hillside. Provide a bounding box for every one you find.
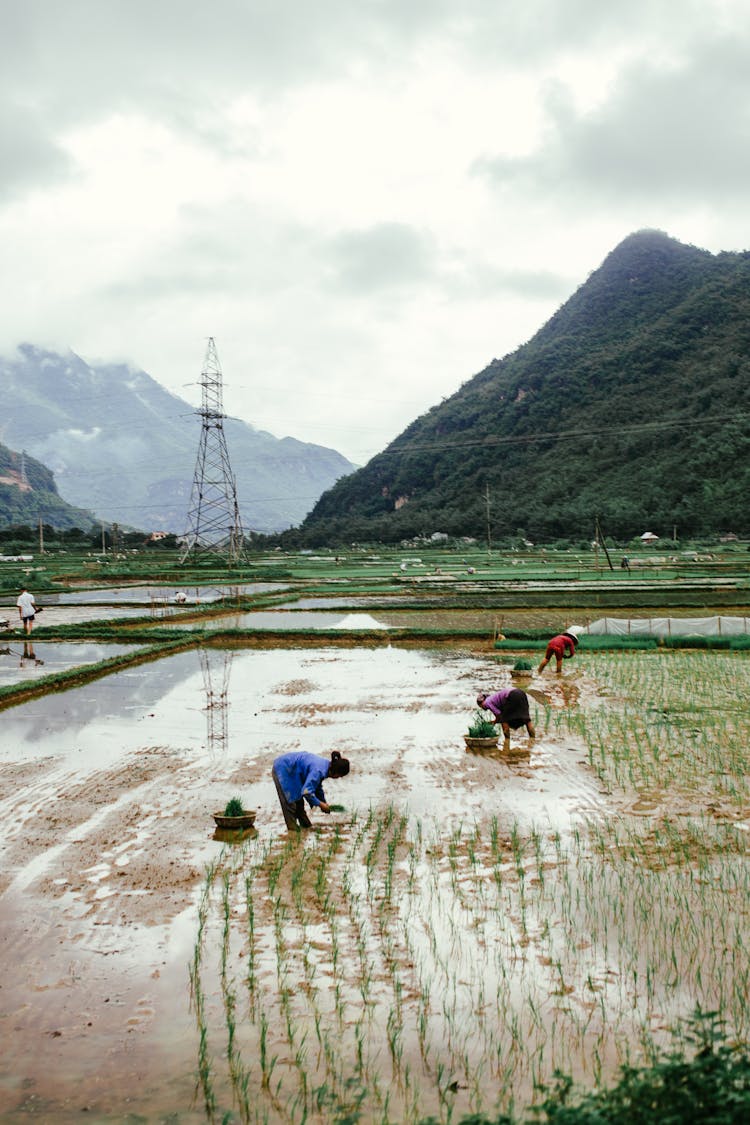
[0,444,95,531]
[297,230,750,544]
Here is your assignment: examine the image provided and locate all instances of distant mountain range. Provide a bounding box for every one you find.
[298,230,750,544]
[0,346,356,533]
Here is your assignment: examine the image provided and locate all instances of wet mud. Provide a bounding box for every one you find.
[0,645,746,1121]
[0,646,606,1120]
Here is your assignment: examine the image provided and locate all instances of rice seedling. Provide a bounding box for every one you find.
[223,796,247,817]
[466,710,498,738]
[187,651,750,1123]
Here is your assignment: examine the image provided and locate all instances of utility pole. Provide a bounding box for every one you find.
[484,483,492,561]
[595,515,615,572]
[181,338,246,565]
[39,517,44,555]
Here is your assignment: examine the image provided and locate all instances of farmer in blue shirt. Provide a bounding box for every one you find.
[271,750,350,830]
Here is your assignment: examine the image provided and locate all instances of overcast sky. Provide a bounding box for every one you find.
[3,0,750,466]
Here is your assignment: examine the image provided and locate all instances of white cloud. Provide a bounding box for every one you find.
[477,33,750,207]
[323,224,437,293]
[1,1,750,465]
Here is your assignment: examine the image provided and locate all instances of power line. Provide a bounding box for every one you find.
[372,412,750,458]
[6,410,748,518]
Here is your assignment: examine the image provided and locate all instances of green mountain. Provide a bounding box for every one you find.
[298,229,750,544]
[0,444,95,531]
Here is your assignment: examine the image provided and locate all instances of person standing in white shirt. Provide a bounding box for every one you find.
[16,587,36,635]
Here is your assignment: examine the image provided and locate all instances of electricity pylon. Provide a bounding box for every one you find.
[181,338,246,564]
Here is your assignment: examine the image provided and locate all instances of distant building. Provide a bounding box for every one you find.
[640,532,659,545]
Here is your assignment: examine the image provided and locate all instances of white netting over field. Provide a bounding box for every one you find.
[585,616,750,637]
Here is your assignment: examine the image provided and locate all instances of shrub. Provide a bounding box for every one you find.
[417,1011,750,1124]
[534,1009,750,1124]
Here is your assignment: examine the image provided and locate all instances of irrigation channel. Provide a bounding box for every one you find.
[0,585,748,1123]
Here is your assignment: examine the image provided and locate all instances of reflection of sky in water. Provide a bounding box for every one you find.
[157,606,617,634]
[0,641,141,687]
[164,609,502,631]
[0,582,288,605]
[0,646,598,832]
[5,605,153,627]
[280,596,417,608]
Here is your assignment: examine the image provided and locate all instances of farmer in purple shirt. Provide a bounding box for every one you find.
[476,688,536,741]
[271,750,350,830]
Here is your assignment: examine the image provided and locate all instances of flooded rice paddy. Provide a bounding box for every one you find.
[0,644,748,1123]
[4,582,289,605]
[0,641,140,687]
[161,602,750,635]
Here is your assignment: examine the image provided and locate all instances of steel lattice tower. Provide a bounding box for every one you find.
[181,338,246,564]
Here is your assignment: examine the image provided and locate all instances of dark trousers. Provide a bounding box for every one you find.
[272,768,312,830]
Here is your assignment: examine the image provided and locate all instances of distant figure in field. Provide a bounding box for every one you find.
[271,749,351,831]
[620,556,630,571]
[16,587,37,635]
[537,628,581,674]
[476,689,536,740]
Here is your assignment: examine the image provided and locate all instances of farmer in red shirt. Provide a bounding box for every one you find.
[537,627,582,674]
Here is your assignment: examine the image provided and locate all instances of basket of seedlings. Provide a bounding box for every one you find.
[213,797,257,829]
[463,710,500,752]
[510,657,534,680]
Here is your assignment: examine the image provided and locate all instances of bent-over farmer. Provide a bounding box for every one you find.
[476,689,536,740]
[271,749,350,830]
[537,628,581,674]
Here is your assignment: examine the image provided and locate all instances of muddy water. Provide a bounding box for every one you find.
[0,582,288,606]
[0,583,290,631]
[0,646,603,1121]
[0,641,139,687]
[2,606,152,631]
[160,602,750,634]
[164,608,532,632]
[165,609,407,630]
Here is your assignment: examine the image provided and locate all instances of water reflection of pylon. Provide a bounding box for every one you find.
[199,648,234,752]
